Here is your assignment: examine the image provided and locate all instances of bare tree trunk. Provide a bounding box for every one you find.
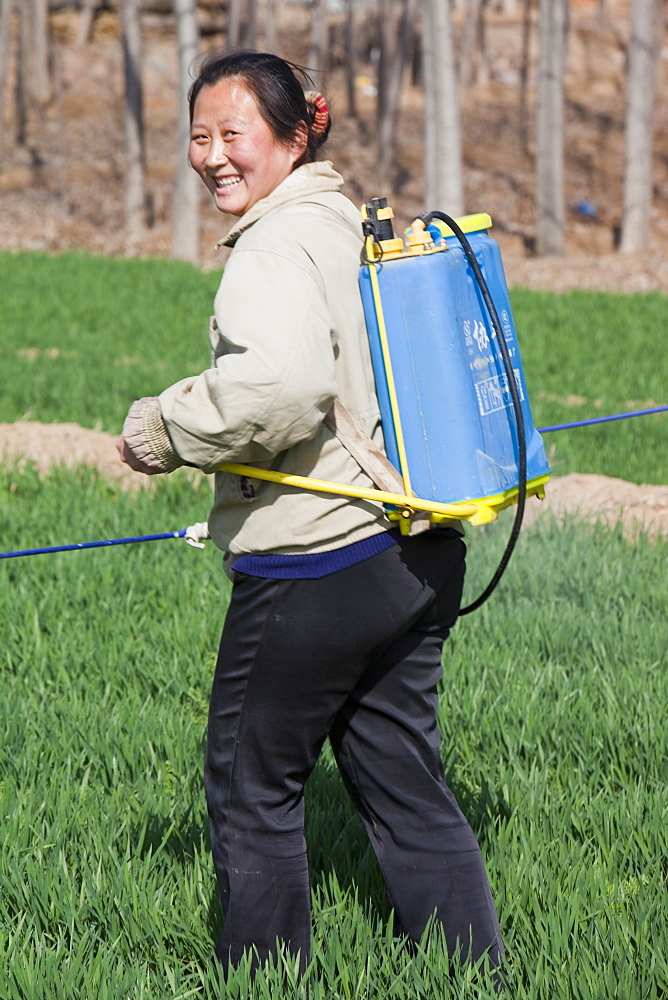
[16,0,29,145]
[378,0,417,192]
[474,0,489,87]
[423,0,463,215]
[536,0,567,256]
[0,0,14,153]
[264,0,277,53]
[376,0,395,141]
[345,0,357,118]
[518,0,533,154]
[32,0,51,106]
[245,0,257,48]
[423,2,436,207]
[121,0,146,254]
[227,0,243,50]
[459,0,485,90]
[172,0,199,262]
[619,0,661,253]
[54,41,70,218]
[308,0,328,81]
[76,0,101,46]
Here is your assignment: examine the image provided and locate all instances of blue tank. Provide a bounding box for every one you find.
[359,214,551,507]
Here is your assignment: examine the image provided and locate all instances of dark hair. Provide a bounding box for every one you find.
[188,51,331,164]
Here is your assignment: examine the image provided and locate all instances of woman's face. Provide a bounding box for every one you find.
[189,78,306,216]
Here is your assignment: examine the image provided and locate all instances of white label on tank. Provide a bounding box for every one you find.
[475,370,524,416]
[472,319,490,352]
[500,309,514,341]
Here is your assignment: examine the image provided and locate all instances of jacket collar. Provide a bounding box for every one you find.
[216,161,345,249]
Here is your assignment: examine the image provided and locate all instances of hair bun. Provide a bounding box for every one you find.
[305,90,330,139]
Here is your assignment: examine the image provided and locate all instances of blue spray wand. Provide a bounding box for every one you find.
[537,404,667,433]
[0,407,665,560]
[0,530,187,560]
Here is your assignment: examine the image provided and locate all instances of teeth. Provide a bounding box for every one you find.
[215,176,241,189]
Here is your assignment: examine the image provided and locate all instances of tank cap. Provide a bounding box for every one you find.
[430,213,493,237]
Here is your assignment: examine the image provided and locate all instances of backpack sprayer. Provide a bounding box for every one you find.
[359,198,550,517]
[359,198,551,611]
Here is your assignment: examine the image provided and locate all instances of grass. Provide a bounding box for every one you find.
[0,251,218,432]
[0,250,666,483]
[510,287,667,484]
[1,250,667,997]
[1,466,666,999]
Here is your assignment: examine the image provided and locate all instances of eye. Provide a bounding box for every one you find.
[190,131,209,143]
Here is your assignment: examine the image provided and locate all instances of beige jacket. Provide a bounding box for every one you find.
[129,161,393,556]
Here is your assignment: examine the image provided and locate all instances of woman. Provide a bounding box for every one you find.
[118,51,504,980]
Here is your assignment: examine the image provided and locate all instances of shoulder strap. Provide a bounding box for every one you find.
[324,400,404,494]
[324,400,434,535]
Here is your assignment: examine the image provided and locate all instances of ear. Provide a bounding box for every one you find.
[291,122,309,162]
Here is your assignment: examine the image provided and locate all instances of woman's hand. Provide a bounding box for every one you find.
[117,397,177,476]
[116,434,165,475]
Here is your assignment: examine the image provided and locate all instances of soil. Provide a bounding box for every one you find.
[1,421,666,540]
[1,0,666,536]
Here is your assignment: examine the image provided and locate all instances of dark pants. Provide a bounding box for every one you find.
[204,530,503,974]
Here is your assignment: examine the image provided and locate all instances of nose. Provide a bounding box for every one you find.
[205,136,228,171]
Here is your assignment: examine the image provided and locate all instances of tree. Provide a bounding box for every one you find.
[535,0,568,256]
[518,0,534,155]
[245,0,258,49]
[4,0,52,143]
[32,0,52,107]
[172,0,200,262]
[377,0,418,193]
[459,0,486,91]
[423,0,463,215]
[0,0,15,152]
[265,0,277,53]
[227,0,243,49]
[120,0,146,254]
[619,0,662,253]
[226,0,258,50]
[344,0,357,119]
[76,0,102,47]
[16,0,29,144]
[308,0,328,81]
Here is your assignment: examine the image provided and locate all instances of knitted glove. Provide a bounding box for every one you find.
[118,397,182,475]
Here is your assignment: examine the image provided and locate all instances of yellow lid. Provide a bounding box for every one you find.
[430,213,493,237]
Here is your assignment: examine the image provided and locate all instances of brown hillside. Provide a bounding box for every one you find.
[1,0,667,292]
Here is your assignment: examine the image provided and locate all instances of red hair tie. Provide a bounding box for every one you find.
[305,91,329,136]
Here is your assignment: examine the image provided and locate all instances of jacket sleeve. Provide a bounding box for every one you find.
[153,246,338,475]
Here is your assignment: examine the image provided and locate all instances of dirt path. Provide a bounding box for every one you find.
[1,421,665,540]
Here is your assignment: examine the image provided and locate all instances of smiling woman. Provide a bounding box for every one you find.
[114,50,505,988]
[188,79,307,217]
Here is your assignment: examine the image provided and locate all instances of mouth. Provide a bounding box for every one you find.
[214,175,242,190]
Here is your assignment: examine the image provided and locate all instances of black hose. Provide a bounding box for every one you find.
[419,211,527,615]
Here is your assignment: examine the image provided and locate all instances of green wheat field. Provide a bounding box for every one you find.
[1,251,666,999]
